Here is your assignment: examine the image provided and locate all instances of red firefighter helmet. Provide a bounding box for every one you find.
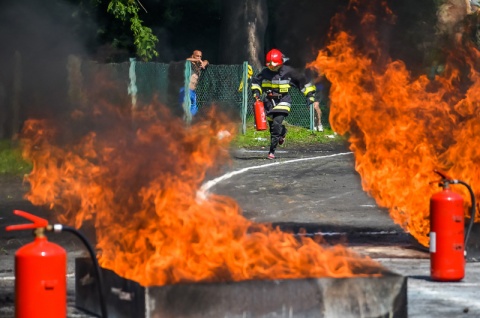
[266,49,286,71]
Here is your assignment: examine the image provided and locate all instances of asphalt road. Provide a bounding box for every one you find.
[1,141,480,317]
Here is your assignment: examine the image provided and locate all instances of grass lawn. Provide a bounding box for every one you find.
[0,121,342,176]
[0,140,32,176]
[233,120,341,148]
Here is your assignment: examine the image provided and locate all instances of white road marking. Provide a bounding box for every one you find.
[199,152,353,195]
[237,149,288,153]
[323,191,355,201]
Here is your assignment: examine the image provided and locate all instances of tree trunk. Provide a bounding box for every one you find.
[219,0,268,69]
[0,83,5,139]
[11,51,22,138]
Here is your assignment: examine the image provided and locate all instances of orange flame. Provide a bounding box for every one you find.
[308,0,480,246]
[21,97,379,286]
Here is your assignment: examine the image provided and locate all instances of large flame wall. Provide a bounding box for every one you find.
[19,0,480,286]
[308,0,480,246]
[21,97,380,286]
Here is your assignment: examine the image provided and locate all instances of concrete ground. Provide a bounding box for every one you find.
[1,141,480,317]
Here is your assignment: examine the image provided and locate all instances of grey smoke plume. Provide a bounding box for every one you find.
[0,0,92,122]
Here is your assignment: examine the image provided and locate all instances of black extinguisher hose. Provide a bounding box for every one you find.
[50,225,108,318]
[456,180,477,252]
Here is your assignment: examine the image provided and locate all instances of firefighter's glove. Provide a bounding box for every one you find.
[247,65,253,79]
[307,96,315,107]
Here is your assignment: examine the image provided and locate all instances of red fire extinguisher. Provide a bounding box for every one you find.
[429,170,477,282]
[254,97,267,131]
[6,210,66,318]
[6,210,108,317]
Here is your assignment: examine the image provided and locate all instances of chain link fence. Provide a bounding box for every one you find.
[108,60,329,133]
[2,57,330,137]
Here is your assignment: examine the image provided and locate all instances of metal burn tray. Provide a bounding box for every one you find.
[75,257,407,318]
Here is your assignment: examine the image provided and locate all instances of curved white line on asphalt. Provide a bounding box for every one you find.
[199,152,353,195]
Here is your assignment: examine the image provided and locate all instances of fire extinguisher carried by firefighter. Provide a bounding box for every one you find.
[429,170,477,282]
[254,97,267,131]
[6,210,108,318]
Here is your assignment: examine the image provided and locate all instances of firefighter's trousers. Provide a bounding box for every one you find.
[268,113,287,154]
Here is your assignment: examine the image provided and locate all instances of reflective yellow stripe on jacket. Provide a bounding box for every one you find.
[262,79,291,93]
[271,102,291,113]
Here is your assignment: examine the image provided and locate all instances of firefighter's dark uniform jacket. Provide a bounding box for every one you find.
[251,65,316,116]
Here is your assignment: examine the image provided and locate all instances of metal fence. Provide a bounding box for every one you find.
[126,60,330,133]
[1,57,330,138]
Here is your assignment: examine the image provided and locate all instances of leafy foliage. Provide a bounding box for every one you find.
[107,0,158,61]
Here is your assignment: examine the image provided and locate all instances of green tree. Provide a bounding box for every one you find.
[106,0,158,61]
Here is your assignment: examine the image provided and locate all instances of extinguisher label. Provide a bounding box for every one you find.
[429,232,436,253]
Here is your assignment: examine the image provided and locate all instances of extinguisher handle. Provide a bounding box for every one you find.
[5,210,49,231]
[434,169,454,181]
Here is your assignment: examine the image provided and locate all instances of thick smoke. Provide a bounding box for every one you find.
[273,0,438,74]
[273,0,345,69]
[0,0,92,134]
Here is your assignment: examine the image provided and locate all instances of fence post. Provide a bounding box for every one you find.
[11,51,22,138]
[0,82,5,139]
[67,54,87,111]
[128,58,138,111]
[241,61,249,134]
[182,62,192,126]
[310,103,315,131]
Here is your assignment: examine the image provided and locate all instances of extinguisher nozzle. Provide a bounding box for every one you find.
[53,224,63,233]
[46,224,64,233]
